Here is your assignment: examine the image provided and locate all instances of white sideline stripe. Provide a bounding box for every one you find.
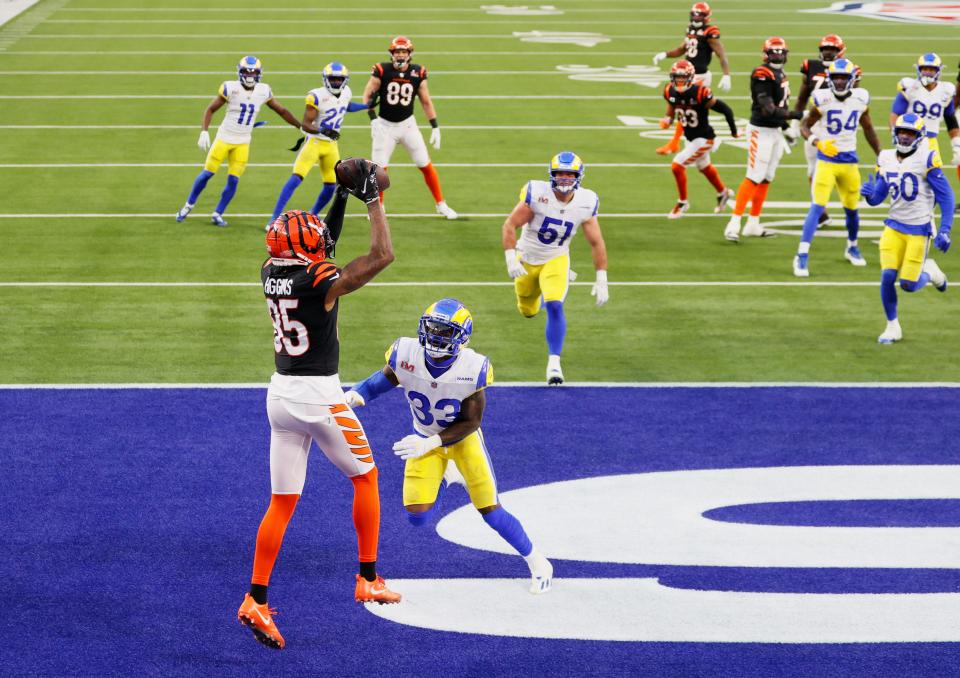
[0,281,880,288]
[3,382,958,389]
[1,51,936,57]
[0,212,858,219]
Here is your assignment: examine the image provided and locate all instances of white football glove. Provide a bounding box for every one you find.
[504,249,527,278]
[344,390,365,408]
[591,270,609,307]
[653,52,667,66]
[429,127,441,150]
[952,136,960,166]
[393,433,442,461]
[718,74,732,92]
[197,130,211,151]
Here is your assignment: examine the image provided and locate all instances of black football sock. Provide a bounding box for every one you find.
[249,584,268,605]
[359,561,377,582]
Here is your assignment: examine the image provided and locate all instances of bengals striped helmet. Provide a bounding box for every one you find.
[266,210,334,264]
[389,36,414,68]
[690,2,711,27]
[818,34,845,62]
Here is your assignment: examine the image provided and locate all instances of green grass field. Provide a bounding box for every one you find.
[2,0,959,383]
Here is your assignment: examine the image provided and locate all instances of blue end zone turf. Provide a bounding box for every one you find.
[3,387,960,675]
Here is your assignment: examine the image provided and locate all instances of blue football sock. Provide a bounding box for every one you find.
[844,207,860,241]
[482,506,533,557]
[800,204,825,245]
[215,174,239,215]
[406,479,447,526]
[900,272,930,293]
[880,269,898,320]
[187,170,214,205]
[311,182,337,215]
[544,300,566,356]
[271,174,303,221]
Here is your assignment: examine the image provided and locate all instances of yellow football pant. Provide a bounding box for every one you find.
[879,227,929,282]
[812,160,861,209]
[293,137,340,182]
[514,253,570,317]
[403,430,498,510]
[203,139,249,177]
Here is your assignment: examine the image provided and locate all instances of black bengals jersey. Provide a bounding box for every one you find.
[262,258,342,376]
[664,83,716,141]
[749,65,791,127]
[800,58,830,94]
[683,23,721,74]
[371,61,427,123]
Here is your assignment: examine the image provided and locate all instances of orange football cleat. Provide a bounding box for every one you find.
[355,574,402,604]
[237,593,285,650]
[656,141,680,155]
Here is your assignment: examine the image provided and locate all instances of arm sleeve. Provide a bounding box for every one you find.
[864,168,890,206]
[353,369,396,403]
[928,167,955,233]
[346,101,369,112]
[323,186,349,251]
[891,92,909,115]
[711,98,737,135]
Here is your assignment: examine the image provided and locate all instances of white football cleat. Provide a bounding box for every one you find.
[436,201,458,219]
[742,216,775,238]
[176,203,193,222]
[877,319,903,344]
[525,550,553,595]
[546,355,564,386]
[923,258,948,292]
[211,212,228,227]
[724,216,741,243]
[844,245,867,266]
[667,200,689,220]
[793,253,810,277]
[714,188,735,213]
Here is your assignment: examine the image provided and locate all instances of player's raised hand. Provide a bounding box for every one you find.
[393,433,442,461]
[718,74,732,92]
[591,270,609,307]
[860,173,877,198]
[429,127,441,150]
[344,390,365,408]
[197,130,211,151]
[934,231,952,253]
[653,52,667,66]
[504,249,527,279]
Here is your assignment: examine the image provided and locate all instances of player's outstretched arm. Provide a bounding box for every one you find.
[362,76,381,121]
[710,38,731,81]
[345,365,400,408]
[859,110,883,156]
[582,217,609,306]
[197,95,225,150]
[267,98,318,135]
[654,43,685,65]
[503,201,534,278]
[708,98,737,136]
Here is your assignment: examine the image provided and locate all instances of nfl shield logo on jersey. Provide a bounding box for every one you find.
[805,2,960,24]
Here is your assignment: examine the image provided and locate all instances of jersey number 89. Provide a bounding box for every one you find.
[386,81,414,106]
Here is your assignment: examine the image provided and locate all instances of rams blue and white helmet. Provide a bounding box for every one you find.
[915,53,942,86]
[549,151,584,194]
[892,113,926,154]
[418,298,473,361]
[323,62,349,95]
[238,56,262,88]
[827,59,857,97]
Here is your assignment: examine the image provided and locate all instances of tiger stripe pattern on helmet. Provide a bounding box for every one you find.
[266,210,333,265]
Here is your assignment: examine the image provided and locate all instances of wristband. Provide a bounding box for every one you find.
[596,270,608,284]
[367,108,377,121]
[429,118,439,128]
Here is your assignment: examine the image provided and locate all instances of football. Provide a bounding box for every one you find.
[335,157,390,193]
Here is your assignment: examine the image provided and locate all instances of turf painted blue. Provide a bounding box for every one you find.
[3,387,960,676]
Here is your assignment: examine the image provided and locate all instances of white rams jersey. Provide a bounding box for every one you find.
[215,81,273,144]
[517,180,599,265]
[812,87,870,154]
[875,147,943,229]
[387,337,492,437]
[896,78,957,137]
[305,85,353,141]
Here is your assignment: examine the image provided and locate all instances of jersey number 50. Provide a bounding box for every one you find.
[884,171,920,202]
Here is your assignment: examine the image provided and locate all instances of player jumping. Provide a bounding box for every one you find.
[860,114,953,344]
[346,298,553,594]
[659,59,738,219]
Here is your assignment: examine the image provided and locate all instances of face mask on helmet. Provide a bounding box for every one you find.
[391,48,411,69]
[893,127,922,155]
[418,317,469,361]
[819,46,840,63]
[324,75,347,95]
[765,49,787,69]
[918,66,941,87]
[550,170,581,194]
[238,57,262,88]
[690,11,708,27]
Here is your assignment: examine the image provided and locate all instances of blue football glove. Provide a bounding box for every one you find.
[860,173,877,199]
[253,121,268,128]
[934,231,952,253]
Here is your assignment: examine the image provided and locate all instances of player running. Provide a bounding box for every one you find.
[268,62,371,226]
[793,59,881,277]
[659,59,738,219]
[860,114,954,344]
[361,36,457,218]
[724,37,803,242]
[502,152,609,385]
[238,160,400,651]
[890,54,958,164]
[176,56,314,228]
[791,34,851,229]
[652,2,732,155]
[345,298,553,594]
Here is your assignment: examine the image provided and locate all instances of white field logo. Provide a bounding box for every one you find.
[481,4,564,15]
[558,65,664,88]
[804,2,960,24]
[367,466,960,643]
[617,113,752,149]
[513,31,610,47]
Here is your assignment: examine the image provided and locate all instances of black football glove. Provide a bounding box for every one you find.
[321,127,341,141]
[345,159,381,204]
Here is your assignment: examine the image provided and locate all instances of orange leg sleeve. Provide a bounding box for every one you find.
[251,493,300,586]
[732,178,756,217]
[700,164,725,193]
[671,162,688,201]
[418,163,444,203]
[749,182,771,217]
[350,466,380,563]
